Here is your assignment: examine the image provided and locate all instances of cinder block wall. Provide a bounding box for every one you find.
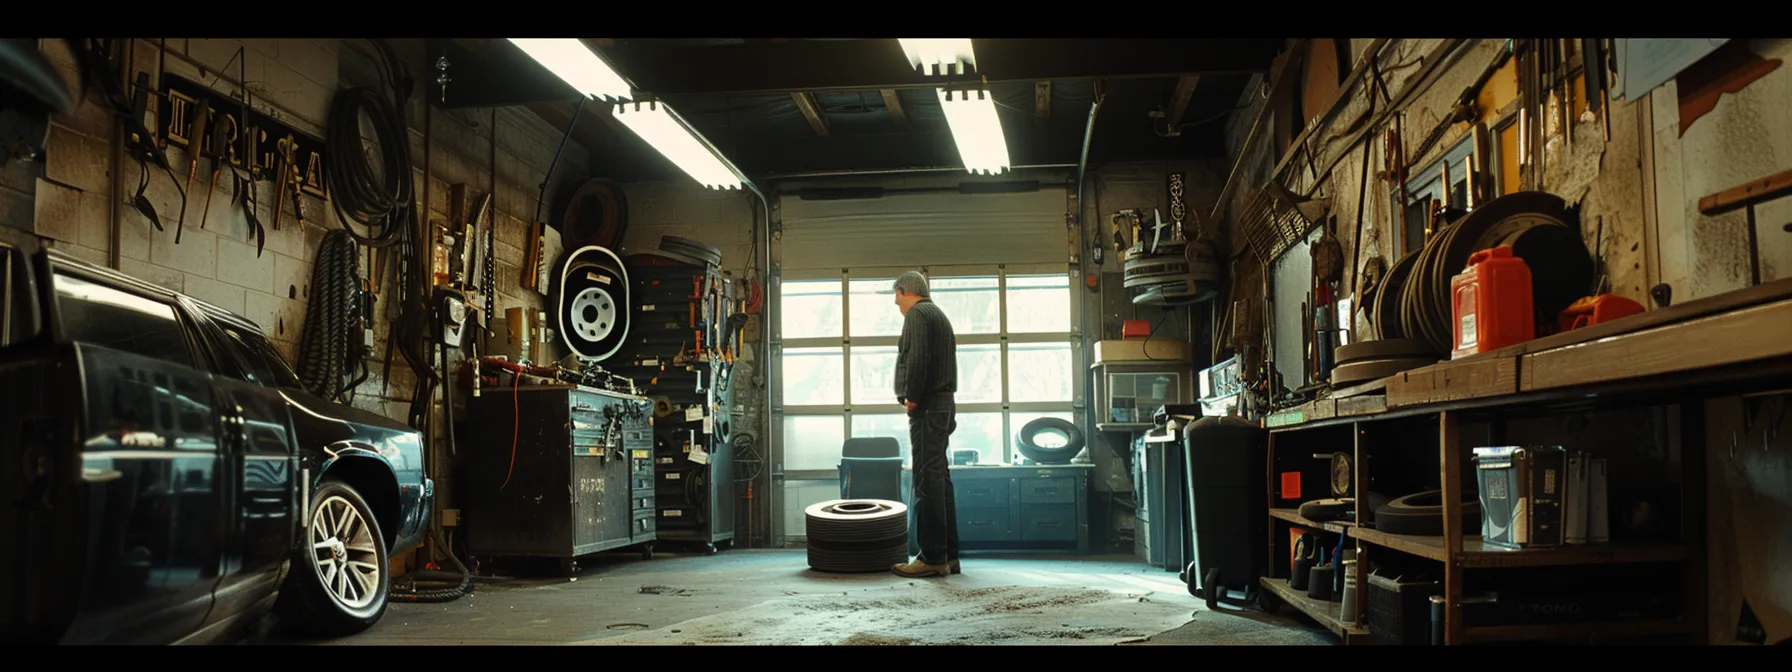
[25,38,590,426]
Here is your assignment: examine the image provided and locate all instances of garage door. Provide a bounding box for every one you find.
[777,186,1070,271]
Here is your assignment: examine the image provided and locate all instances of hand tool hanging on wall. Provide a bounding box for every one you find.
[271,135,293,231]
[199,113,231,231]
[175,97,211,243]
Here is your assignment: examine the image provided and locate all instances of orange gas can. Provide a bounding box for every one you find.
[1450,245,1534,359]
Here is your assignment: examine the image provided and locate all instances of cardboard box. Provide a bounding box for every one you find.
[1095,339,1192,364]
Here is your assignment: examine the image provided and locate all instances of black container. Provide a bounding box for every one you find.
[1182,415,1269,600]
[1367,572,1441,646]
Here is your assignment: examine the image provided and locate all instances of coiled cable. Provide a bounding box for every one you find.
[295,229,362,402]
[325,42,412,249]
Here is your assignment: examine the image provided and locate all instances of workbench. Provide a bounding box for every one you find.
[1258,277,1792,645]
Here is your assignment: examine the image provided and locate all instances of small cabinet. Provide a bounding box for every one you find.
[944,465,1092,553]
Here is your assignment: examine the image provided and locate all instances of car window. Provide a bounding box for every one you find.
[221,325,303,389]
[53,272,194,367]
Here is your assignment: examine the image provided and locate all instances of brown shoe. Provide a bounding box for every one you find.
[891,559,950,578]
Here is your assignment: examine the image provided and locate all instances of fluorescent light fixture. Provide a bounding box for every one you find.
[612,101,746,190]
[898,39,976,76]
[508,38,634,102]
[936,88,1010,175]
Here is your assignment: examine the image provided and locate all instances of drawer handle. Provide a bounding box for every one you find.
[1035,520,1062,528]
[1034,488,1059,496]
[969,521,995,526]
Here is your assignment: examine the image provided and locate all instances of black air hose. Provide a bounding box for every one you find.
[325,44,412,249]
[296,229,361,401]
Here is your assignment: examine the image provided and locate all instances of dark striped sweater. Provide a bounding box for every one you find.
[894,299,958,405]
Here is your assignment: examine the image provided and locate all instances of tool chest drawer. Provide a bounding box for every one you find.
[1018,477,1077,504]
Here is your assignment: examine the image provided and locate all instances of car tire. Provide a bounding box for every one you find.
[1372,489,1481,536]
[275,478,390,637]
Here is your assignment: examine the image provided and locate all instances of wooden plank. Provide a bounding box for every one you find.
[880,89,909,128]
[1351,527,1689,568]
[1350,422,1370,626]
[1459,619,1690,644]
[1386,356,1518,408]
[1270,507,1353,534]
[1328,374,1392,399]
[1439,410,1464,646]
[1336,394,1387,418]
[1521,299,1792,392]
[1698,167,1792,216]
[1165,75,1202,128]
[1260,577,1370,642]
[1483,276,1792,360]
[790,92,829,136]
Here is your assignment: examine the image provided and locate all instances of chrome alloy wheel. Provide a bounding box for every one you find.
[309,495,382,609]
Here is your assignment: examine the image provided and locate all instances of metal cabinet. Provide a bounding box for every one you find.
[463,385,657,571]
[945,465,1092,554]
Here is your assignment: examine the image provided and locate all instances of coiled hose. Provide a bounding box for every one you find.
[295,229,362,401]
[319,39,470,602]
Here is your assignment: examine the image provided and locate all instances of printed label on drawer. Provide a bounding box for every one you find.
[632,450,650,459]
[643,304,656,312]
[663,509,683,517]
[665,472,682,480]
[658,457,675,464]
[643,358,659,367]
[685,406,704,422]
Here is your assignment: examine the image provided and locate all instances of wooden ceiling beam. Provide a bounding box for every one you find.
[881,89,909,128]
[790,92,830,136]
[1165,74,1202,129]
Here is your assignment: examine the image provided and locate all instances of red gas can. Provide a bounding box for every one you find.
[1450,245,1534,359]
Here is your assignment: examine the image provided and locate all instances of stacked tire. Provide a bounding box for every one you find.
[804,499,909,573]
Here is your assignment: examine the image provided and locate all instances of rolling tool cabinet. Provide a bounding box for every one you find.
[611,257,739,553]
[462,385,657,574]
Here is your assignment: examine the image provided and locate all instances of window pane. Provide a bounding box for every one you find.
[1010,411,1079,462]
[782,415,845,471]
[848,345,897,406]
[780,279,843,338]
[1005,274,1071,334]
[782,347,844,405]
[53,273,192,367]
[848,278,905,337]
[956,343,1002,403]
[849,413,912,464]
[928,276,999,335]
[1008,341,1073,402]
[949,412,1005,466]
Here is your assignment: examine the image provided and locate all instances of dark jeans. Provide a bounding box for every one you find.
[909,397,960,565]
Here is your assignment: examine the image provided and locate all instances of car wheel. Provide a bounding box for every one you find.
[275,478,390,637]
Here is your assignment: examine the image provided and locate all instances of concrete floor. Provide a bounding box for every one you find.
[263,550,1335,646]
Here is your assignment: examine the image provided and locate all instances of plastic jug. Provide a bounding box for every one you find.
[1450,245,1534,359]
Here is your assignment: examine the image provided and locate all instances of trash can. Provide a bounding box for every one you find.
[1181,414,1269,609]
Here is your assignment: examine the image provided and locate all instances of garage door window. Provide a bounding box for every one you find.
[777,266,1079,473]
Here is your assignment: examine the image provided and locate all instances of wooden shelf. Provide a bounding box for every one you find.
[1260,577,1369,644]
[1269,508,1354,534]
[1459,618,1691,644]
[1350,527,1689,568]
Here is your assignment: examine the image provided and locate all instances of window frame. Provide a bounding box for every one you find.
[1393,131,1482,258]
[773,262,1081,479]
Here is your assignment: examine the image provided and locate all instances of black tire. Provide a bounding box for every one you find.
[1204,568,1222,610]
[1257,587,1281,615]
[805,499,909,573]
[274,479,390,637]
[1373,489,1481,536]
[1297,498,1355,522]
[659,235,723,267]
[1015,417,1086,465]
[640,544,655,560]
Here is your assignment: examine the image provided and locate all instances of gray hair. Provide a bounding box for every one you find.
[892,271,930,297]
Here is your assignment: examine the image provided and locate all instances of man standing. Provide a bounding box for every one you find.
[889,271,962,578]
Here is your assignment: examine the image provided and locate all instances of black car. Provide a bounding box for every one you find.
[0,227,432,645]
